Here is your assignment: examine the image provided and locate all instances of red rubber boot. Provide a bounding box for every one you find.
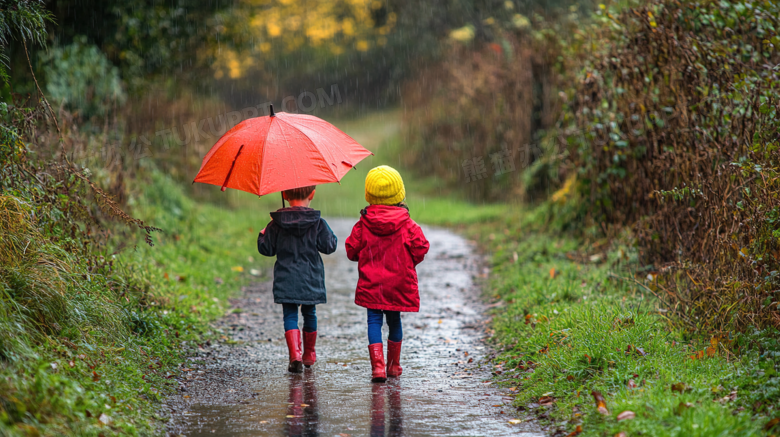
[302,331,317,367]
[368,343,387,383]
[386,340,403,377]
[285,329,303,373]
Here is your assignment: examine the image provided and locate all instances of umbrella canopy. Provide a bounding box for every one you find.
[193,107,372,196]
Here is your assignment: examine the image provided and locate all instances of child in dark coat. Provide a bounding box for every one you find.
[346,166,430,382]
[257,185,338,373]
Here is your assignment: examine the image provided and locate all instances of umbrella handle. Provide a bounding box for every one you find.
[221,144,245,192]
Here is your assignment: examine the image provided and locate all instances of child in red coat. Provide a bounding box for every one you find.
[345,166,430,382]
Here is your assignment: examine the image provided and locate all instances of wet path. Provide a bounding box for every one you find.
[165,219,543,436]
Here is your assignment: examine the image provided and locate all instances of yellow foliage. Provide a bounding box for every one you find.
[512,13,530,29]
[449,25,475,42]
[215,0,393,78]
[551,173,577,204]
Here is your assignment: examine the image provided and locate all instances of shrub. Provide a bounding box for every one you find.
[41,35,126,119]
[565,0,780,331]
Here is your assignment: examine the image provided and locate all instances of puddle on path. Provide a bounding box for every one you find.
[165,219,543,436]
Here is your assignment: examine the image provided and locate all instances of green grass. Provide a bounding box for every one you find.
[472,207,780,436]
[0,169,277,436]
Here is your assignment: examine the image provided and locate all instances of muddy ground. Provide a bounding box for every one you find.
[164,219,543,436]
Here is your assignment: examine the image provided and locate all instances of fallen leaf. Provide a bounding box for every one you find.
[98,413,111,425]
[765,418,780,431]
[92,371,101,382]
[508,419,523,425]
[717,390,738,403]
[550,268,558,279]
[50,362,58,370]
[617,411,636,421]
[567,375,575,381]
[675,402,693,415]
[635,346,646,356]
[214,277,224,285]
[614,433,627,437]
[539,396,555,405]
[671,382,692,393]
[591,390,609,415]
[68,360,75,368]
[566,425,583,436]
[646,272,657,281]
[627,379,637,389]
[231,266,244,272]
[338,434,351,437]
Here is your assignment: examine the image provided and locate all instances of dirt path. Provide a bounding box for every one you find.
[164,219,543,436]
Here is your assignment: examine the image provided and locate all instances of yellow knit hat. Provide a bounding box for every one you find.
[365,165,406,205]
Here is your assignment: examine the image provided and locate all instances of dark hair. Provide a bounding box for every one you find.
[282,185,316,200]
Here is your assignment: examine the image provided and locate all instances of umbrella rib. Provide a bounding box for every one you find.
[278,118,301,191]
[256,116,274,195]
[221,144,245,191]
[276,116,341,183]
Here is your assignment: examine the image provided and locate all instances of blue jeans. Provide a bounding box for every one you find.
[283,304,317,333]
[367,309,402,345]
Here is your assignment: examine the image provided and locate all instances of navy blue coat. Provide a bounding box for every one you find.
[257,207,337,305]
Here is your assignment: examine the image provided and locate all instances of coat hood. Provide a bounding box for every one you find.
[360,205,410,236]
[270,207,321,236]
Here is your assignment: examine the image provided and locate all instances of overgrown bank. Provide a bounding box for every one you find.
[404,0,780,335]
[465,206,780,436]
[398,0,780,433]
[0,114,276,434]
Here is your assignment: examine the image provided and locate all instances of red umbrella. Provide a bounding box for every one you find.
[193,105,372,197]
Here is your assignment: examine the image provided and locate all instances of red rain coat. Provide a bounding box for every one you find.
[345,205,430,312]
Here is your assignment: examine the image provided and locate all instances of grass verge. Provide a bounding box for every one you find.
[0,170,274,436]
[470,206,780,436]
